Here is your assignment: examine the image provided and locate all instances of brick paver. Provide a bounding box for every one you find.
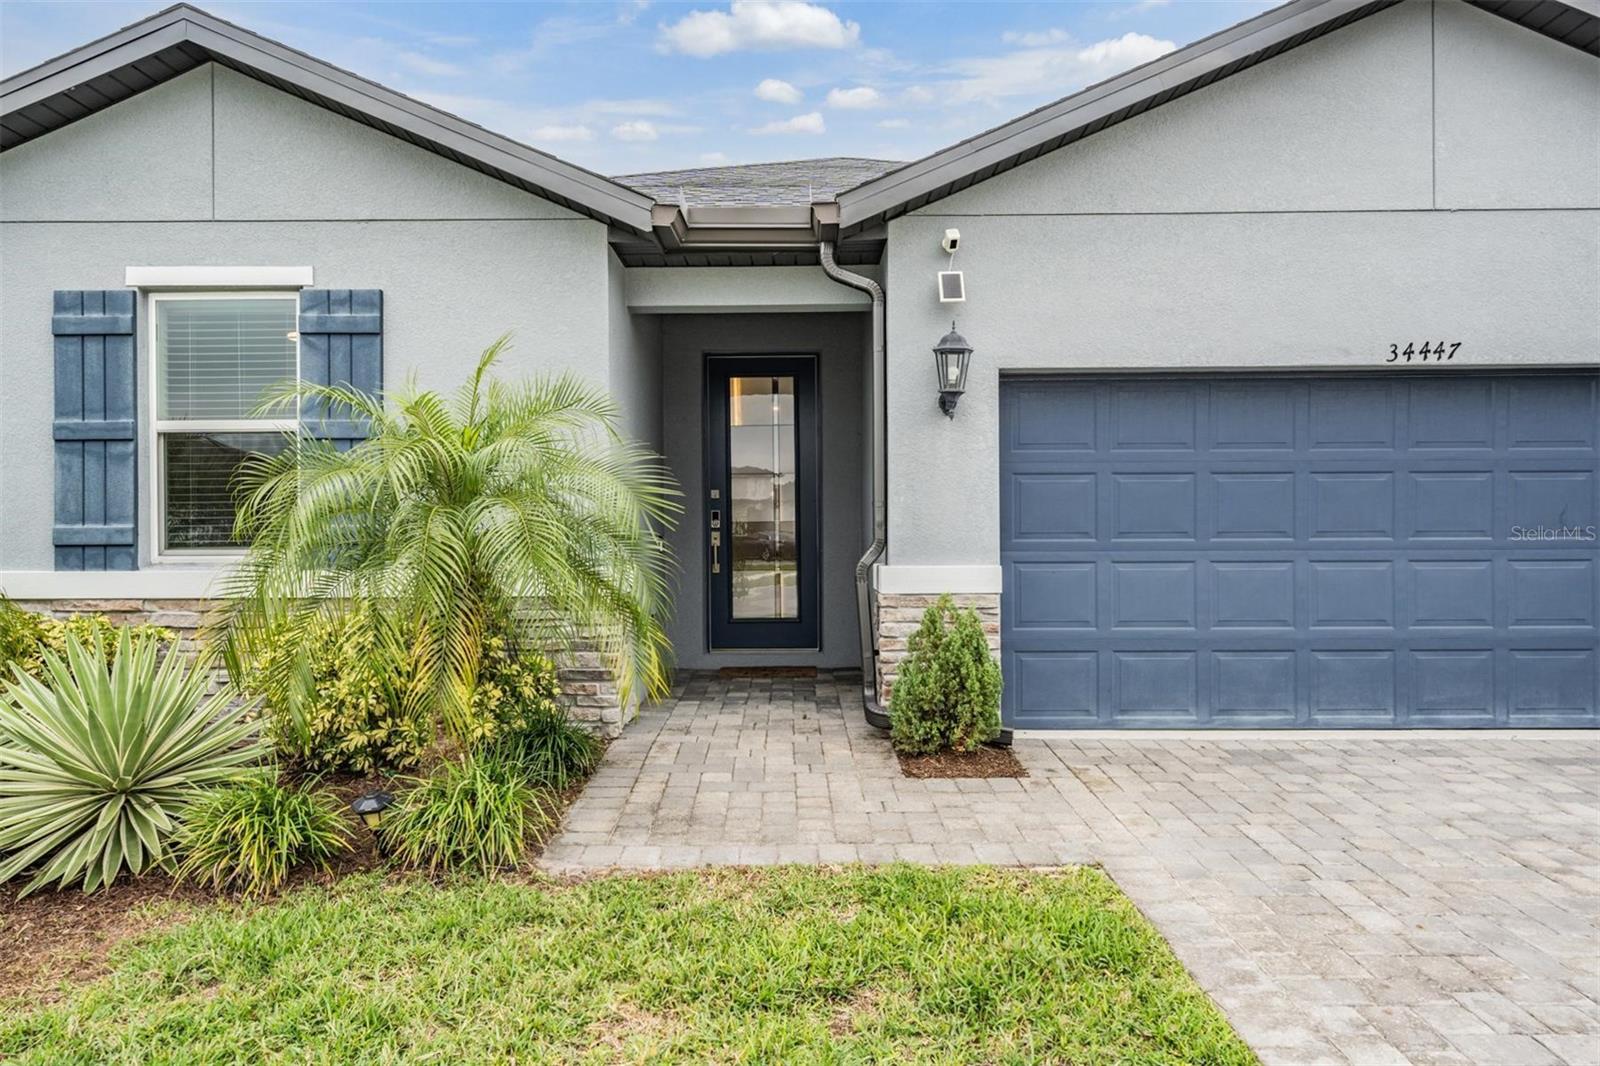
[542,672,1600,1066]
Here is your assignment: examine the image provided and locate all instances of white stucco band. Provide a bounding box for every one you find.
[0,570,226,598]
[125,265,314,288]
[874,565,1002,595]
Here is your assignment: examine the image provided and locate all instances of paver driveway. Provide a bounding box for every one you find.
[543,672,1600,1066]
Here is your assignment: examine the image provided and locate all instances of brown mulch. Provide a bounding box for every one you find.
[0,757,600,1008]
[897,745,1028,779]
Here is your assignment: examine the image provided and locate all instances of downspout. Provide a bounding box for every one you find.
[818,240,891,730]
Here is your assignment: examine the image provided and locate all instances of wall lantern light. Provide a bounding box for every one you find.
[933,322,973,418]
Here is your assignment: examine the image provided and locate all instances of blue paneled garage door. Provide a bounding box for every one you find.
[999,372,1598,729]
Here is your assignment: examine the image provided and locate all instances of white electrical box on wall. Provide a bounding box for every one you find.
[937,271,965,303]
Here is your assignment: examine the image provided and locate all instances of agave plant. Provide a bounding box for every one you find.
[0,630,265,895]
[215,335,680,741]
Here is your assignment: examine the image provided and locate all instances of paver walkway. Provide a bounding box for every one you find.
[543,672,1600,1066]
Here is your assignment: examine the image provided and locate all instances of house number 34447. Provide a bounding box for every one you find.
[1386,341,1461,363]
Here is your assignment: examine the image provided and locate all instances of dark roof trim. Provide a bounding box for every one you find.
[836,0,1599,234]
[0,4,656,234]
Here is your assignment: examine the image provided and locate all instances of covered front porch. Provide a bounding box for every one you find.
[618,265,876,676]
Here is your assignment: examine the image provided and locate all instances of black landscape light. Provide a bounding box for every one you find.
[351,790,394,831]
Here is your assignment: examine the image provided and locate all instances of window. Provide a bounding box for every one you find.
[151,293,298,555]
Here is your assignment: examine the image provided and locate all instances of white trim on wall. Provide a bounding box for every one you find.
[874,564,1002,594]
[0,570,225,599]
[125,266,314,289]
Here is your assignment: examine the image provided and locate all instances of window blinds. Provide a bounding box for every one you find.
[156,298,297,420]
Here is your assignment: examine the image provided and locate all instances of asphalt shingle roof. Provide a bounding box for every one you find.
[614,157,902,207]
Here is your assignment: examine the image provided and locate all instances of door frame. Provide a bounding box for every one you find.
[702,353,822,652]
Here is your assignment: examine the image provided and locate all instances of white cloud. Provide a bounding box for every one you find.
[1000,28,1069,47]
[825,85,882,109]
[900,85,935,105]
[394,51,464,77]
[530,124,595,143]
[877,117,910,129]
[612,120,660,141]
[946,32,1175,104]
[755,78,803,104]
[751,111,826,134]
[659,1,860,58]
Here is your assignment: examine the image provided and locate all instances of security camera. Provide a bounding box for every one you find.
[941,228,960,255]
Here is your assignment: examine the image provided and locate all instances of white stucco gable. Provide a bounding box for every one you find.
[914,0,1597,217]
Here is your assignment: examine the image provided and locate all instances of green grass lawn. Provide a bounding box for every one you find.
[3,866,1255,1065]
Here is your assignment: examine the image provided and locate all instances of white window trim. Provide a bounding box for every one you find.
[146,291,300,565]
[126,266,313,289]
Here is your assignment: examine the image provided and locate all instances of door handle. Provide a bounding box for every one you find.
[710,530,721,573]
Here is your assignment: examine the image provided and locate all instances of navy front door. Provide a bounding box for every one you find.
[706,356,821,651]
[999,372,1599,729]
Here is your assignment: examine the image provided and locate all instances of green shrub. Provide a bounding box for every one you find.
[490,707,602,790]
[0,630,265,895]
[380,753,548,874]
[468,632,565,745]
[176,774,350,896]
[0,596,175,683]
[471,633,598,788]
[889,594,1002,756]
[248,607,429,776]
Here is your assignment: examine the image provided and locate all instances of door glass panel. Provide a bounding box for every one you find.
[729,375,798,619]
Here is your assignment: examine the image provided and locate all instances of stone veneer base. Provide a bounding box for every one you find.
[872,592,1001,705]
[11,599,634,737]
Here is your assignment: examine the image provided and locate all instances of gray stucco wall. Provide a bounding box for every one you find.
[0,64,615,570]
[659,313,867,669]
[885,0,1600,567]
[607,254,663,451]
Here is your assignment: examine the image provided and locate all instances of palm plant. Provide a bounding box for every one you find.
[215,336,680,742]
[0,630,264,895]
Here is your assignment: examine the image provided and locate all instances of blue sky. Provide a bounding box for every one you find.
[2,1,1275,176]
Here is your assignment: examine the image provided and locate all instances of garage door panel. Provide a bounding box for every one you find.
[1214,473,1297,539]
[1000,373,1599,729]
[1113,652,1199,721]
[1508,378,1598,449]
[1212,383,1297,451]
[1509,650,1598,722]
[1112,474,1197,540]
[1110,384,1197,451]
[1409,561,1495,628]
[1214,562,1297,628]
[1407,379,1496,450]
[1509,560,1596,628]
[1213,652,1297,724]
[1410,650,1496,724]
[1409,472,1494,538]
[1510,471,1596,530]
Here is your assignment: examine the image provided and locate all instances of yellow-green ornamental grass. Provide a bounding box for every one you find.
[2,866,1258,1065]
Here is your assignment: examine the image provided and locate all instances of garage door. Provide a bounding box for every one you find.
[999,372,1598,729]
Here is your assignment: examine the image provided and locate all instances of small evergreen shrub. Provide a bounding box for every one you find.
[889,594,1002,756]
[176,775,350,896]
[380,753,549,874]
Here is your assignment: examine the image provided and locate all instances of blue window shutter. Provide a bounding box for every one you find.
[298,289,382,450]
[52,290,137,571]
